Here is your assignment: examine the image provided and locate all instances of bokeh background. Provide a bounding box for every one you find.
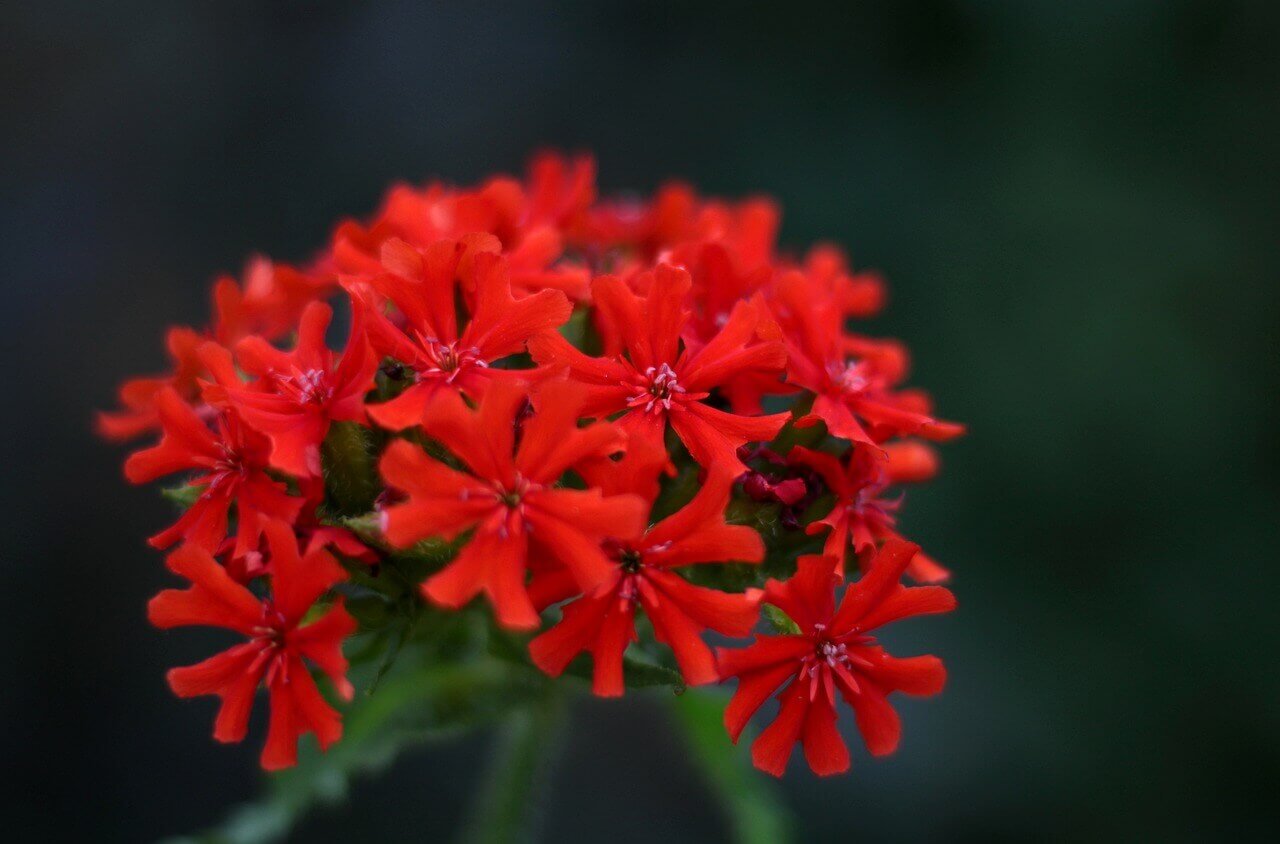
[4,1,1278,841]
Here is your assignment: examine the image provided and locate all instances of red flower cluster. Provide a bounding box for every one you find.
[103,153,961,777]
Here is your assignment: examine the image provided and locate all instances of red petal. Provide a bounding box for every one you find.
[528,590,614,677]
[671,403,789,474]
[760,554,839,632]
[465,252,572,359]
[149,544,262,633]
[644,602,718,688]
[722,660,798,743]
[787,446,850,496]
[590,275,648,367]
[856,584,957,633]
[829,538,920,633]
[264,521,347,627]
[646,569,760,637]
[641,263,692,368]
[716,635,810,679]
[292,601,357,701]
[801,695,851,776]
[750,681,809,777]
[863,651,947,696]
[421,380,522,483]
[124,388,219,483]
[366,382,442,431]
[884,441,939,484]
[517,380,628,483]
[841,678,901,757]
[590,599,638,697]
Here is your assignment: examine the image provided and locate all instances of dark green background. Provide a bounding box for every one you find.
[3,1,1277,840]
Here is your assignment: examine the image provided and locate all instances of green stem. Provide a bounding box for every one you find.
[458,693,567,844]
[321,420,379,515]
[670,692,795,844]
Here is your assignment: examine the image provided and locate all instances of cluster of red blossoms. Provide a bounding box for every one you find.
[102,154,962,776]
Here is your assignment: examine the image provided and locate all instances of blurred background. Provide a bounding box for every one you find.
[3,1,1278,840]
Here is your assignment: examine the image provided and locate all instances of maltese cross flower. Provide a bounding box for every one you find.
[528,442,763,695]
[789,442,949,582]
[124,387,302,556]
[717,540,954,777]
[378,379,647,629]
[531,263,789,474]
[96,325,208,442]
[148,522,356,770]
[770,271,963,447]
[213,300,378,479]
[353,242,571,431]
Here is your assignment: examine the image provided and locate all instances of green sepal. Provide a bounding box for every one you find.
[762,603,802,635]
[161,482,204,510]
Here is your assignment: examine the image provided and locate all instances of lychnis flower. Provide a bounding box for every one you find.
[148,522,355,770]
[378,379,647,629]
[718,540,954,776]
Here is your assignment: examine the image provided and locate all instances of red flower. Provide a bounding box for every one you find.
[96,325,207,441]
[717,540,954,777]
[148,522,356,770]
[217,300,377,478]
[124,388,302,556]
[213,257,334,345]
[329,157,593,299]
[378,379,647,629]
[528,446,764,695]
[354,244,571,431]
[531,263,790,474]
[789,442,949,582]
[771,272,963,446]
[800,244,886,320]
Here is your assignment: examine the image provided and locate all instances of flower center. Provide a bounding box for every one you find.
[279,368,333,406]
[631,363,685,413]
[493,474,532,508]
[829,360,871,394]
[209,442,247,491]
[251,604,291,684]
[618,548,643,574]
[419,337,487,383]
[814,638,849,668]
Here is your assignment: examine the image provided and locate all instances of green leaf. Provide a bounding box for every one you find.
[670,691,795,844]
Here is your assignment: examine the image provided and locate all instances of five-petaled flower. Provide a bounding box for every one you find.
[770,272,964,447]
[531,263,790,474]
[529,441,764,695]
[148,522,355,770]
[378,379,647,629]
[105,154,964,776]
[789,441,949,582]
[717,540,955,776]
[352,241,571,431]
[125,387,302,557]
[212,300,378,478]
